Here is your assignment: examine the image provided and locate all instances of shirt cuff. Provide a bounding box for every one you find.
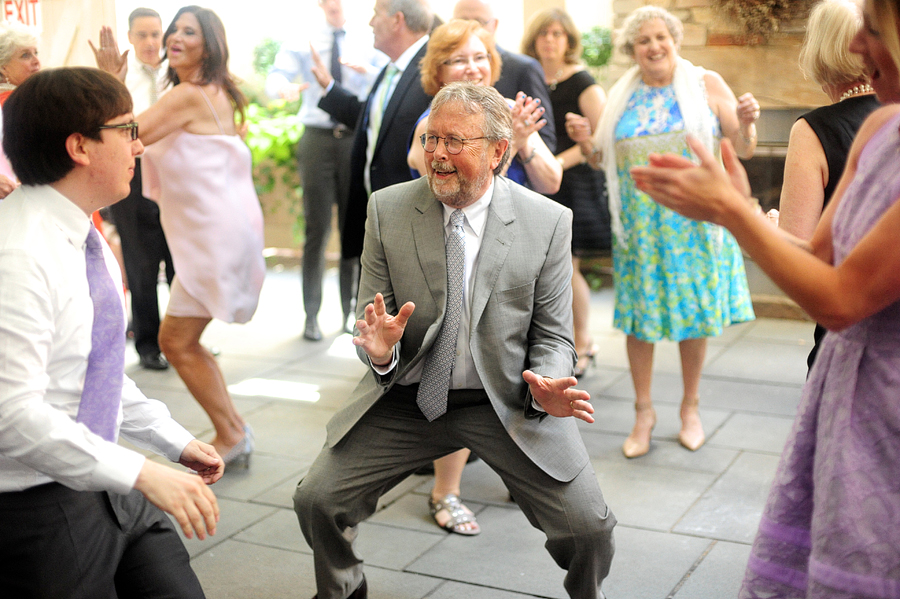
[369,345,398,375]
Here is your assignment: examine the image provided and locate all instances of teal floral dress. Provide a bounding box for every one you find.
[613,82,754,342]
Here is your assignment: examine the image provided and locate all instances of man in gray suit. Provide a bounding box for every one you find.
[294,82,615,599]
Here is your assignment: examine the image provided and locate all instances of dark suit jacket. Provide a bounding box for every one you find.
[494,47,555,153]
[318,42,432,259]
[326,176,588,483]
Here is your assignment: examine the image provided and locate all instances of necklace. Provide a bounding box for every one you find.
[547,68,564,91]
[840,83,874,102]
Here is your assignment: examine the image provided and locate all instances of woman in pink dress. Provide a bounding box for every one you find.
[93,6,264,468]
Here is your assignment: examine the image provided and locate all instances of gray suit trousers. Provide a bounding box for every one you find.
[298,127,356,322]
[294,385,616,599]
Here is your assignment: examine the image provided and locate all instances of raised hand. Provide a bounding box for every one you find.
[631,135,743,225]
[309,43,333,90]
[178,439,224,484]
[736,92,760,127]
[88,26,128,81]
[522,370,594,423]
[134,459,220,540]
[511,92,546,147]
[352,293,415,366]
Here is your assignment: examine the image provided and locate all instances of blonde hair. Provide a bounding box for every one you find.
[618,5,683,59]
[419,19,501,97]
[521,8,582,65]
[800,0,866,86]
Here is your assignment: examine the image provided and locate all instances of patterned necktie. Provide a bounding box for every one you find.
[331,29,344,85]
[369,63,398,138]
[417,209,466,421]
[76,225,125,441]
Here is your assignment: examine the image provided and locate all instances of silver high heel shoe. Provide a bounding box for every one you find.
[223,424,254,470]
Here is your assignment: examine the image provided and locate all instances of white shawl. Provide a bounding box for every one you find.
[597,57,715,247]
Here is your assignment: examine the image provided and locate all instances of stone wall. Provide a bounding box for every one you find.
[606,0,827,109]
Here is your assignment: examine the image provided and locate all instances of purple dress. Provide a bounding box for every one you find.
[741,111,900,598]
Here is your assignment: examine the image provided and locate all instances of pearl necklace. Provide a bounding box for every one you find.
[840,83,874,102]
[547,68,564,91]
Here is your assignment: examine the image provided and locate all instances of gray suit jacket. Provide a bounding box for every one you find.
[325,176,589,482]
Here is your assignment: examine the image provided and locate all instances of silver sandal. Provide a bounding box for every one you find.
[428,493,481,536]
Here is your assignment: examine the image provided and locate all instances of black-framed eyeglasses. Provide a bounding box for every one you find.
[98,121,139,141]
[420,133,488,155]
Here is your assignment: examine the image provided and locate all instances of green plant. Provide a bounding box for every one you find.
[581,26,613,68]
[244,37,307,240]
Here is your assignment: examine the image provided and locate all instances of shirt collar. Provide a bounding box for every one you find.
[392,34,428,73]
[19,184,93,249]
[440,176,494,239]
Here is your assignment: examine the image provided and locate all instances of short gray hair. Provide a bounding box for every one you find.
[0,21,37,70]
[430,81,512,174]
[390,0,433,34]
[618,5,683,59]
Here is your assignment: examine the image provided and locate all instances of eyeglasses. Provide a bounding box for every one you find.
[442,53,490,69]
[97,121,139,141]
[420,133,488,154]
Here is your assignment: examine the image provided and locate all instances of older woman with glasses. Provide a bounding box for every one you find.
[408,19,561,195]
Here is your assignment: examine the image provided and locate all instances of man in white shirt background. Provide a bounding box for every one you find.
[0,67,222,598]
[107,7,175,370]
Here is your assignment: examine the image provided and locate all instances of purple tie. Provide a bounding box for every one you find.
[76,225,125,441]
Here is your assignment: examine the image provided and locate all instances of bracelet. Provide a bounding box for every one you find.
[521,146,537,165]
[740,127,756,145]
[556,155,565,168]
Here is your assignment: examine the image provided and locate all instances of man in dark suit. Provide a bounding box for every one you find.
[294,83,615,599]
[314,0,433,261]
[453,0,556,152]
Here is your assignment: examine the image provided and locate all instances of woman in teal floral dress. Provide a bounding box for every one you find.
[568,5,760,458]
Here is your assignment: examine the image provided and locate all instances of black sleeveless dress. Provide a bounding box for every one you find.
[545,70,611,254]
[799,94,880,369]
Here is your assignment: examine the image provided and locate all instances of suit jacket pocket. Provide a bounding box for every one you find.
[496,279,536,305]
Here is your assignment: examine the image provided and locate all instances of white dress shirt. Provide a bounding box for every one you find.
[0,185,194,494]
[373,178,495,391]
[265,19,386,128]
[125,53,168,117]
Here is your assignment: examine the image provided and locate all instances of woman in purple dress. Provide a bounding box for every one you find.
[632,0,900,595]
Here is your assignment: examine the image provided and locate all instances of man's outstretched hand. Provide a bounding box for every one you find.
[522,370,594,423]
[352,293,415,366]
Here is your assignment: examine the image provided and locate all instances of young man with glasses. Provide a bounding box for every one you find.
[0,67,223,598]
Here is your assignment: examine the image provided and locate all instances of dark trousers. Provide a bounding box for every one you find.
[0,483,204,598]
[298,127,357,324]
[294,385,616,599]
[108,159,174,358]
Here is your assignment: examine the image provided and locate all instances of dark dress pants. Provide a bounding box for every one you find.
[298,127,356,324]
[0,483,204,598]
[108,158,174,358]
[293,385,616,599]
